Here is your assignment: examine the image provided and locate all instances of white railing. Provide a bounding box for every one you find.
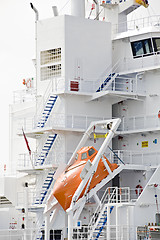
[108,150,160,167]
[96,60,121,91]
[90,187,130,225]
[13,89,36,104]
[73,225,135,240]
[17,188,50,206]
[117,52,160,73]
[113,15,160,34]
[36,77,65,117]
[18,150,65,169]
[18,113,106,133]
[36,60,143,94]
[118,114,160,132]
[19,113,160,136]
[0,228,37,240]
[0,226,136,240]
[106,75,145,94]
[18,117,34,132]
[88,186,130,240]
[103,187,130,204]
[0,228,65,240]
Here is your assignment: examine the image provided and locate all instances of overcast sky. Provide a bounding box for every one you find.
[0,0,159,173]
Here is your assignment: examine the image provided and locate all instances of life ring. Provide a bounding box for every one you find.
[26,79,32,88]
[135,184,143,195]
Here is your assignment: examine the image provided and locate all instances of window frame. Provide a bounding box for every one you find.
[131,38,153,58]
[152,38,160,53]
[88,148,96,157]
[81,152,88,160]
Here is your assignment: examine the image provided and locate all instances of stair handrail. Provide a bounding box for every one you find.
[33,214,44,240]
[96,59,121,91]
[36,79,53,117]
[34,134,58,166]
[88,187,117,229]
[33,172,55,205]
[36,135,63,167]
[35,77,62,126]
[88,187,117,239]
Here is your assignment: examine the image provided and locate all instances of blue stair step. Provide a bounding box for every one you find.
[35,134,57,166]
[92,206,114,239]
[35,171,55,204]
[96,73,116,92]
[37,95,58,128]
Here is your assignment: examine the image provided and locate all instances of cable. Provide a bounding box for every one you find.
[94,7,103,20]
[108,146,125,165]
[59,0,71,14]
[88,8,93,19]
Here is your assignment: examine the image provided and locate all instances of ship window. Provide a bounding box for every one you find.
[75,153,78,160]
[41,64,61,81]
[41,48,61,65]
[81,152,87,160]
[88,148,95,156]
[153,38,160,52]
[131,39,153,58]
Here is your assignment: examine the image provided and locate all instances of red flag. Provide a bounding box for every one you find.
[22,128,31,155]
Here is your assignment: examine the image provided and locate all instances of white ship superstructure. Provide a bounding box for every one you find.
[1,0,160,239]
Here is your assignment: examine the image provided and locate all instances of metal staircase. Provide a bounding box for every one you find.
[34,171,55,205]
[0,196,12,205]
[88,187,121,240]
[35,134,57,166]
[96,73,118,92]
[37,94,58,128]
[36,220,45,240]
[90,206,114,240]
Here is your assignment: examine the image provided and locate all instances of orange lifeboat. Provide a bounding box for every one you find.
[52,146,118,211]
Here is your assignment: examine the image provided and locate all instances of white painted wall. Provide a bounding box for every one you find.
[66,95,112,118]
[37,16,65,96]
[65,15,111,84]
[9,101,36,174]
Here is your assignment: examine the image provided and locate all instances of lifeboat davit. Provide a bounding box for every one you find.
[52,146,118,211]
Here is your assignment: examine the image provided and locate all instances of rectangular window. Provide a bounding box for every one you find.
[131,39,153,58]
[41,48,61,65]
[41,64,61,81]
[153,38,160,52]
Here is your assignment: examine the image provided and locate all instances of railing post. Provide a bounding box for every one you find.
[118,187,120,203]
[130,151,132,164]
[113,78,115,91]
[142,152,144,165]
[86,116,88,130]
[116,207,119,240]
[122,117,124,131]
[132,116,134,130]
[128,187,130,202]
[72,115,74,128]
[118,150,120,164]
[107,205,111,240]
[68,211,74,240]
